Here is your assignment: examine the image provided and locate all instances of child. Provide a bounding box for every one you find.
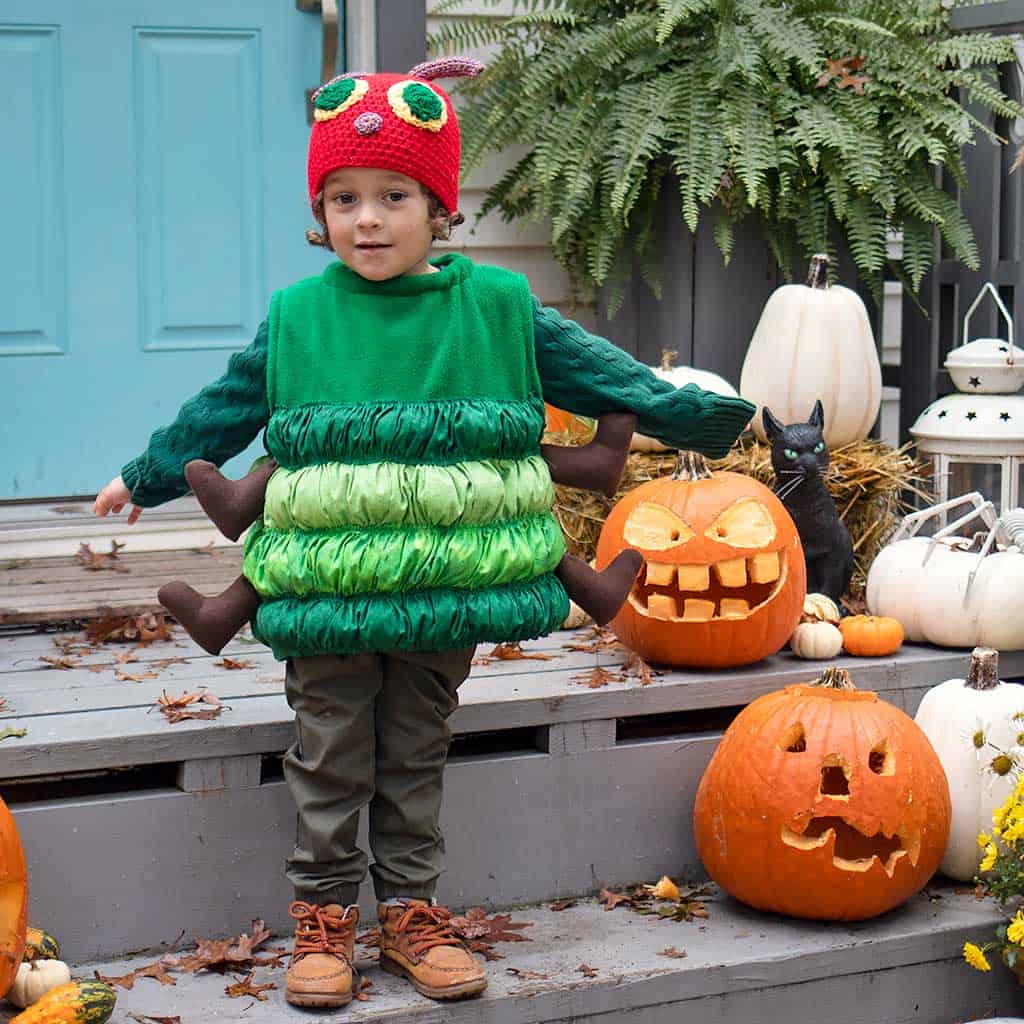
[94,57,754,1010]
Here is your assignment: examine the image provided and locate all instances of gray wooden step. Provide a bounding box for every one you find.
[3,883,1017,1024]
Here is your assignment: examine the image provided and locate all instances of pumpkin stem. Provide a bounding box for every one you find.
[966,646,1000,690]
[812,666,856,690]
[660,348,678,371]
[672,451,714,482]
[807,254,831,290]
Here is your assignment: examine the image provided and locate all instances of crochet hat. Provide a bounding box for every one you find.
[307,57,483,215]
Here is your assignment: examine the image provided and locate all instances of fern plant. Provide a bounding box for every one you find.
[428,0,1024,313]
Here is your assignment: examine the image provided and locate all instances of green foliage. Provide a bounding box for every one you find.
[428,0,1024,312]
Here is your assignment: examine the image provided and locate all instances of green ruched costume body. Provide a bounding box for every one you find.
[247,254,568,657]
[123,252,756,661]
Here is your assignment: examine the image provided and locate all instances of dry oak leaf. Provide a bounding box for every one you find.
[577,963,599,978]
[658,946,687,959]
[215,657,255,670]
[225,970,277,1001]
[622,651,661,686]
[450,907,533,944]
[473,641,557,665]
[506,967,550,980]
[815,54,866,88]
[355,977,375,1001]
[128,1015,181,1024]
[599,887,633,911]
[173,919,285,974]
[154,688,228,724]
[77,539,130,572]
[116,669,159,682]
[95,956,178,990]
[550,898,577,911]
[113,651,138,664]
[152,657,188,669]
[86,611,175,645]
[562,625,623,653]
[39,655,80,670]
[571,666,624,689]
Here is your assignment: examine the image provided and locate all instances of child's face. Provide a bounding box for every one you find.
[322,167,436,280]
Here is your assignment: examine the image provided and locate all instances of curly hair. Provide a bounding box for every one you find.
[306,184,464,248]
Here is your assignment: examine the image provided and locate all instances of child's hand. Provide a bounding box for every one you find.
[94,476,142,524]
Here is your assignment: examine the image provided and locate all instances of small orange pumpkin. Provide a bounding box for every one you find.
[594,452,805,667]
[840,615,904,657]
[543,404,594,442]
[0,796,27,997]
[693,667,950,920]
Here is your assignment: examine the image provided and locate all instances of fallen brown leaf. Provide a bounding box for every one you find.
[39,655,80,670]
[562,625,623,653]
[154,688,227,724]
[550,898,576,911]
[622,651,661,686]
[577,962,599,977]
[128,1015,181,1024]
[599,887,633,911]
[152,657,188,669]
[116,669,159,682]
[472,641,557,665]
[114,652,138,664]
[355,977,375,1001]
[571,666,624,689]
[86,612,175,645]
[77,540,129,572]
[95,957,178,990]
[506,967,549,979]
[191,541,217,556]
[0,728,26,742]
[225,971,276,1001]
[658,946,687,959]
[173,919,286,974]
[451,907,533,944]
[215,657,255,670]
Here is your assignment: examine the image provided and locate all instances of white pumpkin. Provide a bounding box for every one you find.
[914,647,1024,880]
[789,621,844,659]
[740,254,881,448]
[7,959,72,1008]
[633,350,740,452]
[866,536,1024,650]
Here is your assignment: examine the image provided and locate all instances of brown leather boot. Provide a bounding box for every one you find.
[285,901,358,1009]
[541,411,637,497]
[185,458,277,542]
[157,574,261,655]
[556,549,643,626]
[378,899,486,1000]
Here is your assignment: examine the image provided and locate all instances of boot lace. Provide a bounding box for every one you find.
[393,904,469,957]
[288,901,354,962]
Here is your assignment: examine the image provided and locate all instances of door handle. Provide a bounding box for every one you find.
[297,0,341,124]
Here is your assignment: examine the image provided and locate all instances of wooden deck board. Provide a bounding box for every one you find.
[0,547,244,624]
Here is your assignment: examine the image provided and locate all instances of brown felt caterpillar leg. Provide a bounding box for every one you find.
[185,458,278,542]
[555,550,643,626]
[158,575,261,655]
[540,412,637,498]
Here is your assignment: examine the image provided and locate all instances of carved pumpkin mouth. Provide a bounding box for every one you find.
[628,550,787,622]
[780,816,921,877]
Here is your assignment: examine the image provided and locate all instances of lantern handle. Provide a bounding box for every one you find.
[962,282,1015,365]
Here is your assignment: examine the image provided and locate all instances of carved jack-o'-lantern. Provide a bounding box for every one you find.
[693,668,951,921]
[594,453,805,667]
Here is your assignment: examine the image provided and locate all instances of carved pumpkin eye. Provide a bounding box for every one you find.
[705,498,777,548]
[778,722,806,752]
[388,80,448,131]
[869,739,894,775]
[313,76,370,122]
[622,503,694,550]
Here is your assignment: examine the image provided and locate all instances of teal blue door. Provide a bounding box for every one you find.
[1,1,338,499]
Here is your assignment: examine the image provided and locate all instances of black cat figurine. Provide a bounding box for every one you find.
[763,401,855,606]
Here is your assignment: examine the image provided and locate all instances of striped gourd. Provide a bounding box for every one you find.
[10,980,115,1024]
[22,928,60,961]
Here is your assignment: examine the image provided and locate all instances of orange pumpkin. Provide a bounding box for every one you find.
[840,615,904,657]
[543,404,594,443]
[693,667,950,920]
[0,797,27,996]
[594,452,805,667]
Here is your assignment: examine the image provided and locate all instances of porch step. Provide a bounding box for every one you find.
[2,884,1016,1024]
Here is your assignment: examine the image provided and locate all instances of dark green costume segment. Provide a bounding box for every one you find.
[254,575,569,658]
[265,396,546,468]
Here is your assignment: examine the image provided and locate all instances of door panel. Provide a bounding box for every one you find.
[1,1,335,499]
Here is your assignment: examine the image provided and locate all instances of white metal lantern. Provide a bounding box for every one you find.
[910,282,1024,515]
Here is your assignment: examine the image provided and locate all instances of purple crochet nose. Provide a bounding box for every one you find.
[354,112,382,135]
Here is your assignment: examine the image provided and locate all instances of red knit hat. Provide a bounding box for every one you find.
[307,57,482,215]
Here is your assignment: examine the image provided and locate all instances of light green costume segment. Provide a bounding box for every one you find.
[244,514,565,599]
[263,456,555,531]
[252,252,570,657]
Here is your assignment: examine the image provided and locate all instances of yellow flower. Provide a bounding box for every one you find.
[978,832,992,849]
[980,842,998,872]
[1005,820,1024,844]
[964,942,992,971]
[994,797,1014,833]
[1008,912,1024,945]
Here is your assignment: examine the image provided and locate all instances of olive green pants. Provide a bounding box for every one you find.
[282,646,476,907]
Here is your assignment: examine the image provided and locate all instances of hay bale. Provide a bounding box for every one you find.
[546,433,933,601]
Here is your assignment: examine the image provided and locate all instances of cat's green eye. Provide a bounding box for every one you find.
[784,448,798,460]
[814,441,825,453]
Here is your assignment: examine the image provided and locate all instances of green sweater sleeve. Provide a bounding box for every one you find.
[121,320,271,507]
[531,296,754,459]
